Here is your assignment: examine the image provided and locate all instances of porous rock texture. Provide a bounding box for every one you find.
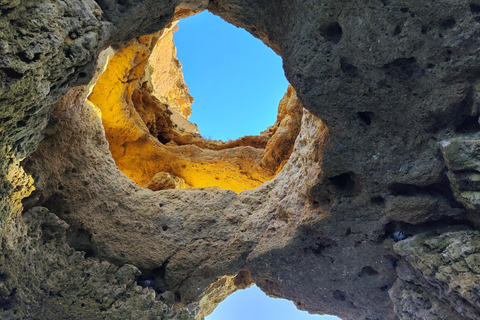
[2,1,480,320]
[87,28,302,192]
[149,21,194,119]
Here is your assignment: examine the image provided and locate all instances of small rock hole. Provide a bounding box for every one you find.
[470,3,480,13]
[333,290,346,301]
[1,8,14,15]
[400,7,409,13]
[421,25,431,34]
[441,18,456,29]
[383,57,424,80]
[328,172,357,194]
[69,31,78,40]
[456,115,480,133]
[174,291,182,303]
[162,225,168,231]
[1,68,24,80]
[427,63,435,69]
[358,266,379,277]
[380,285,389,291]
[320,22,343,44]
[393,25,402,36]
[370,196,385,205]
[444,48,454,62]
[358,111,373,125]
[83,249,94,258]
[78,72,87,78]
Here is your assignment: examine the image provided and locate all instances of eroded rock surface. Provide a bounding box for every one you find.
[0,206,198,320]
[88,27,301,192]
[2,0,480,319]
[392,229,480,319]
[149,21,194,119]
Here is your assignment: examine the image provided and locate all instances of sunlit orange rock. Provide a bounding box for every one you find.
[149,22,194,119]
[88,21,302,193]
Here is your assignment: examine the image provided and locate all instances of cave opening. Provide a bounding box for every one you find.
[87,9,303,194]
[172,11,289,141]
[205,285,340,320]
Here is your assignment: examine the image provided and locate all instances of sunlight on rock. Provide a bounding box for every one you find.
[86,11,302,193]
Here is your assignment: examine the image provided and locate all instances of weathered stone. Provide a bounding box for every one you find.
[393,230,480,319]
[87,31,301,192]
[2,0,480,319]
[440,137,480,225]
[0,207,197,320]
[385,195,464,225]
[143,172,177,191]
[441,138,480,172]
[149,21,195,119]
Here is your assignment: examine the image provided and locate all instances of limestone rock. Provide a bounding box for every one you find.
[149,22,194,119]
[3,0,480,319]
[385,195,464,225]
[440,136,480,226]
[393,230,480,319]
[142,172,178,191]
[87,31,302,192]
[0,207,197,320]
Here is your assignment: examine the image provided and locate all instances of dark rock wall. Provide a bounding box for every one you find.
[1,0,480,319]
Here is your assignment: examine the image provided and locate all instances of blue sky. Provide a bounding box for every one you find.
[205,285,341,320]
[173,11,341,320]
[174,11,289,141]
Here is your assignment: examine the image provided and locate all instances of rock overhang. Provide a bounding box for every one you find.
[1,0,480,319]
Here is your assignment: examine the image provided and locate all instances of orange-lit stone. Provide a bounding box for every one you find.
[88,16,302,193]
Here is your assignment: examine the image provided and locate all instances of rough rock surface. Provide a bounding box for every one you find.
[392,229,480,319]
[2,0,480,319]
[88,30,301,192]
[0,206,198,320]
[142,172,177,191]
[149,22,194,119]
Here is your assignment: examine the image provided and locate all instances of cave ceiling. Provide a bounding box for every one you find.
[1,0,480,319]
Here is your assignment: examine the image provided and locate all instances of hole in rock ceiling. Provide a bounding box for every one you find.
[171,11,289,141]
[87,9,303,194]
[205,285,340,320]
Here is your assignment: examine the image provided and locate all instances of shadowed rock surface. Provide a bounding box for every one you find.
[1,0,480,319]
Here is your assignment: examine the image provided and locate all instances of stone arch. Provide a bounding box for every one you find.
[86,11,303,192]
[2,0,480,319]
[22,3,335,317]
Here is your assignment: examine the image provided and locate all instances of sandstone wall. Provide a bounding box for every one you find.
[1,0,480,319]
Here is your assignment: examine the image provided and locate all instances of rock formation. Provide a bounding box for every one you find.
[149,21,194,119]
[1,0,480,319]
[87,27,301,192]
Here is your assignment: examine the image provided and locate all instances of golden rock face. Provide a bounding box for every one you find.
[88,19,302,193]
[149,22,194,119]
